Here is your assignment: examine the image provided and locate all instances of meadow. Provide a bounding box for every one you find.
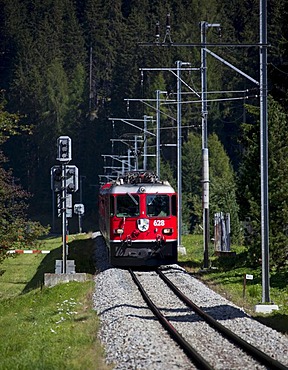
[0,232,286,370]
[0,234,112,370]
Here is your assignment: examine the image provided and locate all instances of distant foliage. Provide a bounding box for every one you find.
[182,133,241,242]
[0,102,49,264]
[1,0,288,269]
[238,97,288,269]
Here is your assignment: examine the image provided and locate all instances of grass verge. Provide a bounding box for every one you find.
[180,234,288,334]
[0,233,112,370]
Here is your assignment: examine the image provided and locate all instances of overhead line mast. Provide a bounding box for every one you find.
[138,8,271,308]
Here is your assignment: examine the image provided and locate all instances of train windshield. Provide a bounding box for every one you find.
[146,194,170,217]
[116,194,140,217]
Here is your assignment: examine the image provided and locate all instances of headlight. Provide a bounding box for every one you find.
[114,228,124,235]
[162,228,173,234]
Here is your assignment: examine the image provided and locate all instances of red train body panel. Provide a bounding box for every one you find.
[99,172,178,267]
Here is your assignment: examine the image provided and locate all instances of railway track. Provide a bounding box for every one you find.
[129,267,288,370]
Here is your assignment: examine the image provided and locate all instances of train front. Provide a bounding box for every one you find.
[109,178,178,267]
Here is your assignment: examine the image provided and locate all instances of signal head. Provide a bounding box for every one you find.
[57,136,72,162]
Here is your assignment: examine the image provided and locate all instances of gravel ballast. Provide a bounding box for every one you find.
[92,233,288,370]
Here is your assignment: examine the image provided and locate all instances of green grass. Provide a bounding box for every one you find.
[180,234,288,334]
[0,233,112,370]
[1,232,287,369]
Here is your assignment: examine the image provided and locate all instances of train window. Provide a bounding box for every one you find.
[110,196,115,216]
[146,195,170,217]
[116,194,140,217]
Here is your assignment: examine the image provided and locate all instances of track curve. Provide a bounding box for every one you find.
[156,268,288,370]
[129,267,288,370]
[129,268,213,370]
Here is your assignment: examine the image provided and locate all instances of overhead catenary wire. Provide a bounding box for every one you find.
[124,93,256,125]
[169,70,201,97]
[161,95,258,105]
[269,62,288,75]
[173,89,251,96]
[148,124,201,131]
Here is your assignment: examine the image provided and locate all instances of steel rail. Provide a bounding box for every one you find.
[157,268,288,370]
[128,268,214,370]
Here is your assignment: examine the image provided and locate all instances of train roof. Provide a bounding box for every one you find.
[100,182,175,194]
[99,171,176,195]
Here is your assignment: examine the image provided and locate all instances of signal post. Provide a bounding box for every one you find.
[50,136,79,274]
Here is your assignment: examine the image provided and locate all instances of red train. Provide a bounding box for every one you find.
[99,171,178,267]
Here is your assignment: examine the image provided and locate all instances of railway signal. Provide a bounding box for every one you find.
[66,165,79,193]
[51,165,62,192]
[51,136,80,274]
[74,203,85,215]
[57,136,72,162]
[51,165,78,193]
[74,203,85,233]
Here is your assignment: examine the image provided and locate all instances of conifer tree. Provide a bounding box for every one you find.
[182,132,240,242]
[238,97,288,268]
[0,101,48,264]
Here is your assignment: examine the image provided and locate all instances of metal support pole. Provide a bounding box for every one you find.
[61,164,67,273]
[52,190,55,233]
[202,148,209,266]
[134,135,138,170]
[143,115,148,170]
[89,46,93,112]
[201,22,208,149]
[128,149,131,171]
[260,0,270,303]
[201,21,210,268]
[78,214,82,234]
[156,90,161,177]
[177,61,183,248]
[79,175,85,234]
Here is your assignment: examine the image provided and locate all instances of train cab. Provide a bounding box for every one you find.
[99,171,178,267]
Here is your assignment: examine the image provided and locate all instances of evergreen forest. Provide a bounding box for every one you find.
[1,0,288,268]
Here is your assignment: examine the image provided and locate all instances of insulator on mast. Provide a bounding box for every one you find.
[155,21,160,40]
[218,27,222,38]
[166,13,171,30]
[163,13,173,43]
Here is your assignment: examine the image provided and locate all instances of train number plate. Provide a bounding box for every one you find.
[153,220,165,226]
